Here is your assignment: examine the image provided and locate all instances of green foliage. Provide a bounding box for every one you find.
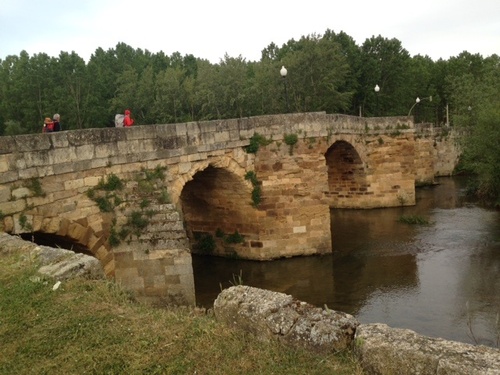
[24,178,45,197]
[450,54,500,205]
[229,269,244,286]
[140,199,150,209]
[143,166,166,181]
[18,213,32,231]
[251,186,262,207]
[109,227,121,247]
[0,34,495,134]
[0,252,362,374]
[245,133,272,154]
[195,233,216,254]
[97,174,124,191]
[244,171,262,207]
[158,188,171,204]
[284,133,298,146]
[215,228,225,238]
[284,133,298,155]
[94,195,115,213]
[129,211,149,231]
[224,230,245,244]
[0,210,4,220]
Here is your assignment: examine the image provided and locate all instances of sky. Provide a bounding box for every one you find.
[0,0,499,64]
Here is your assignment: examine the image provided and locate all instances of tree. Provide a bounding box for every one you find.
[278,33,351,113]
[359,35,411,117]
[450,54,500,205]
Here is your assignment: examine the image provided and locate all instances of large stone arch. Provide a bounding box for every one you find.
[324,139,369,208]
[174,155,262,258]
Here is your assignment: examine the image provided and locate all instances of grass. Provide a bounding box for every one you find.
[0,249,364,374]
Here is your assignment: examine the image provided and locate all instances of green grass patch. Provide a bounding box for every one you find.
[0,249,363,375]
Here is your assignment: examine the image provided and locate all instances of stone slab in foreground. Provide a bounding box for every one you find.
[0,232,105,280]
[213,285,359,353]
[355,323,500,375]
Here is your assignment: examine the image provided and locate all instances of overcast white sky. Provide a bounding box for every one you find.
[1,0,498,63]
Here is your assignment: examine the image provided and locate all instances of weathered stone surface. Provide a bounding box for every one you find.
[0,232,105,280]
[355,323,500,375]
[213,285,359,353]
[36,247,105,280]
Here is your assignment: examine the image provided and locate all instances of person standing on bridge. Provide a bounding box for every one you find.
[52,113,61,132]
[123,109,134,127]
[42,117,53,132]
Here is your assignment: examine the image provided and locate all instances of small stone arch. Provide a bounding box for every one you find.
[324,140,369,207]
[13,215,114,277]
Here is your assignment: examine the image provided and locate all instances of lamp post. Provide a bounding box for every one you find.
[408,96,432,117]
[374,84,380,116]
[280,65,289,113]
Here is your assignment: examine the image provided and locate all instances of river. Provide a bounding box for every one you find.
[193,176,500,348]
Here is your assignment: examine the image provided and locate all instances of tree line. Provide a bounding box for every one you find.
[0,29,498,204]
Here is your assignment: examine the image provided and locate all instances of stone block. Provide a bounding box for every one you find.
[355,323,500,375]
[214,285,359,354]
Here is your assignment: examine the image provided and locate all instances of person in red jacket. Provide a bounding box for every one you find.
[123,109,134,127]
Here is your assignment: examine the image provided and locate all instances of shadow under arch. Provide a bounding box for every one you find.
[179,164,260,258]
[19,231,93,256]
[14,217,114,277]
[324,140,368,206]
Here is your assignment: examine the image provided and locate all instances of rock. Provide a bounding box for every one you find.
[213,285,359,353]
[37,247,104,280]
[0,232,105,281]
[355,323,500,375]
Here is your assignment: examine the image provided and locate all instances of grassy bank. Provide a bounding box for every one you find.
[0,249,363,374]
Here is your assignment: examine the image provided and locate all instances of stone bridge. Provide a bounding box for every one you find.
[0,112,459,306]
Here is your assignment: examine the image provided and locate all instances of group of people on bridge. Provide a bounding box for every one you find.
[41,109,134,132]
[42,113,61,133]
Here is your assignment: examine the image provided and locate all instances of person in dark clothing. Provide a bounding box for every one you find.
[52,113,61,131]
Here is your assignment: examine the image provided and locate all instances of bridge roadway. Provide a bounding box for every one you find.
[0,112,456,305]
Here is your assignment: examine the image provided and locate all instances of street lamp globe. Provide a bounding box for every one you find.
[280,66,287,78]
[374,84,380,93]
[416,97,421,104]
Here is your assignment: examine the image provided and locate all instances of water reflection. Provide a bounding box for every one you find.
[193,177,500,347]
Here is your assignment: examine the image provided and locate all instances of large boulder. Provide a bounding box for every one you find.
[213,285,359,353]
[355,323,500,375]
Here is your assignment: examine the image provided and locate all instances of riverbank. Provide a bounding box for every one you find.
[0,239,362,374]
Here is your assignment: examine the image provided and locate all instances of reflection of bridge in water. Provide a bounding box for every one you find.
[0,112,458,305]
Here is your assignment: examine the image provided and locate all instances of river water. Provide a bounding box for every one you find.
[193,176,500,347]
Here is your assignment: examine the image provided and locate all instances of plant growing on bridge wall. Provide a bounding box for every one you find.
[307,137,316,149]
[244,171,261,207]
[245,133,272,154]
[224,230,245,244]
[284,133,298,155]
[18,213,32,232]
[194,232,216,254]
[24,178,46,197]
[87,174,125,213]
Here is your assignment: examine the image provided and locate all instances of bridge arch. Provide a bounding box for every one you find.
[11,214,114,276]
[324,140,369,207]
[175,155,262,258]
